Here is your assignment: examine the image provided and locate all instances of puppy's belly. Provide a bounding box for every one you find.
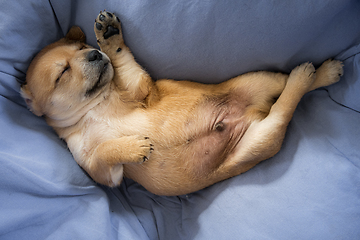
[124,95,251,193]
[183,105,250,176]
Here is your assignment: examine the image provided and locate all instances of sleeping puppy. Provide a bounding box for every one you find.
[21,11,343,196]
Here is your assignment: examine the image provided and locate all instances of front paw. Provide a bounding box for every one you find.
[94,11,123,50]
[127,136,154,163]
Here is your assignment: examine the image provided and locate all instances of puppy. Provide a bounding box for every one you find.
[21,11,343,196]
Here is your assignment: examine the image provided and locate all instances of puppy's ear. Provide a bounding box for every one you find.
[20,85,43,117]
[65,26,86,43]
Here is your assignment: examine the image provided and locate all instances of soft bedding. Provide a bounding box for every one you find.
[0,0,359,239]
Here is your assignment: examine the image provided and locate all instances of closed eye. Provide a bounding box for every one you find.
[55,66,70,85]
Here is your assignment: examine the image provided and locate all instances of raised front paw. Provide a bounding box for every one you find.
[94,11,123,52]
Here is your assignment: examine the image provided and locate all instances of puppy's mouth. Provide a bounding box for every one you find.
[85,62,109,97]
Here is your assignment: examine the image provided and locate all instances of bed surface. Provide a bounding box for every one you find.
[1,1,359,239]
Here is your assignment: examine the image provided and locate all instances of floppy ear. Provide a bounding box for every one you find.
[65,26,86,43]
[20,85,43,117]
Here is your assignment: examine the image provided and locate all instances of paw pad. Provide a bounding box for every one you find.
[95,11,121,41]
[99,14,106,22]
[104,25,119,39]
[96,22,103,30]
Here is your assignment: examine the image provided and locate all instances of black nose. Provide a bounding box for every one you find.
[87,50,103,62]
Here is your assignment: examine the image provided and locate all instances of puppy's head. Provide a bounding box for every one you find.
[21,26,114,127]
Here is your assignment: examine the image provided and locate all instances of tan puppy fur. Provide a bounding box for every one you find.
[21,11,343,196]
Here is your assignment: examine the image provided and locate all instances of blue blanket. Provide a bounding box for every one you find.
[1,1,359,239]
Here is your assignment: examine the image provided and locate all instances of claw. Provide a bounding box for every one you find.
[308,71,316,77]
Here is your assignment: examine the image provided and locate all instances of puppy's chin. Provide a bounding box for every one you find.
[85,61,113,97]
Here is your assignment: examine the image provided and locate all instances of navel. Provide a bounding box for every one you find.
[214,121,225,132]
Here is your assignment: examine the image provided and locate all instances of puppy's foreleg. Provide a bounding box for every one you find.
[87,135,153,187]
[94,11,153,100]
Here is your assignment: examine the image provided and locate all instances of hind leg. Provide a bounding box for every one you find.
[215,62,317,179]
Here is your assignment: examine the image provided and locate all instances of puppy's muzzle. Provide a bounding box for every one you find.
[84,49,112,97]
